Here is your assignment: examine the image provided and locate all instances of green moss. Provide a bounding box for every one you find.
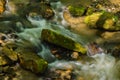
[41,29,87,54]
[68,6,86,17]
[84,11,120,31]
[84,12,103,27]
[97,12,120,31]
[96,12,114,29]
[86,7,95,15]
[2,46,18,62]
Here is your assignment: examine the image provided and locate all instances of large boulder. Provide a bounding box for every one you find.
[41,29,87,54]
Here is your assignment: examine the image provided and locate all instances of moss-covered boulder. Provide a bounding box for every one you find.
[84,12,103,28]
[1,43,48,74]
[0,43,18,66]
[41,29,86,54]
[96,12,120,31]
[68,6,86,17]
[84,12,120,31]
[17,50,48,74]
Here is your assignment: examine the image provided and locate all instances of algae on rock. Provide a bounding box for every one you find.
[68,6,86,17]
[41,29,87,54]
[84,12,120,31]
[2,46,18,62]
[17,49,48,74]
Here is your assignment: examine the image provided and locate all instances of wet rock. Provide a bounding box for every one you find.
[47,42,78,60]
[0,42,19,66]
[68,5,86,17]
[84,12,103,28]
[86,42,104,56]
[96,12,120,31]
[41,29,87,54]
[0,21,25,33]
[86,7,96,15]
[2,46,18,62]
[17,50,48,74]
[35,1,54,19]
[0,54,12,66]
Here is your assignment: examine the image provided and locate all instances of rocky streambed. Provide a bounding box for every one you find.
[0,0,120,80]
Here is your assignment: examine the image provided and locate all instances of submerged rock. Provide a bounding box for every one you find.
[41,29,87,54]
[84,12,102,28]
[96,12,120,31]
[0,44,18,66]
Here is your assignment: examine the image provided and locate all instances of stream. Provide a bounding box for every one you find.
[1,0,120,80]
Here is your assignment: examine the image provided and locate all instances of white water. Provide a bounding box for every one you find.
[12,1,120,80]
[49,53,120,80]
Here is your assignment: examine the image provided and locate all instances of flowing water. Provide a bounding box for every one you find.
[9,1,120,80]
